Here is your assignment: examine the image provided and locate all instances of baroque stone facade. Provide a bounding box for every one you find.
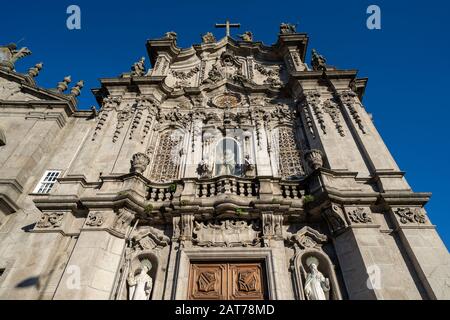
[0,24,449,300]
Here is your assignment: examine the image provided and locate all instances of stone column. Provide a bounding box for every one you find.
[389,207,450,299]
[53,210,130,300]
[334,205,427,300]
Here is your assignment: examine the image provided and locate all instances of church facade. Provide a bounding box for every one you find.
[0,23,449,300]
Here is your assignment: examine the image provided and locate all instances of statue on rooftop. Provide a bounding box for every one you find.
[131,57,146,76]
[164,31,177,40]
[202,32,216,44]
[280,23,297,34]
[0,43,32,70]
[238,31,253,42]
[311,49,327,71]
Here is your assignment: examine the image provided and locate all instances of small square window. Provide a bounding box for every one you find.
[33,170,61,194]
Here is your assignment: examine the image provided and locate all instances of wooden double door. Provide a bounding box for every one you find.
[188,262,267,300]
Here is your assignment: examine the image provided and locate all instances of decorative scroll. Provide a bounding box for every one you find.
[348,207,372,224]
[92,96,122,141]
[36,212,64,229]
[304,91,325,135]
[193,220,260,247]
[171,66,200,80]
[395,208,427,224]
[339,90,366,134]
[86,212,104,227]
[323,99,345,137]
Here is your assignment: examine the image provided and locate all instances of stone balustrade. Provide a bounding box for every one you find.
[147,176,307,202]
[195,176,259,198]
[147,182,177,202]
[280,181,304,199]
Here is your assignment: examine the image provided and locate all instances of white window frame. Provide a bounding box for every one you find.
[33,170,61,194]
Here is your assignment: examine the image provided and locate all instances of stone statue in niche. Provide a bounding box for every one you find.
[304,256,330,300]
[243,154,255,177]
[221,148,236,175]
[197,159,212,179]
[127,260,153,300]
[215,139,240,176]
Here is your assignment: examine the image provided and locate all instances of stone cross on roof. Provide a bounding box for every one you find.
[215,19,241,37]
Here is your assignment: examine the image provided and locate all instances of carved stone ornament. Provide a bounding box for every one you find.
[56,76,71,93]
[131,57,146,77]
[288,226,328,250]
[132,226,171,251]
[113,209,135,235]
[202,32,216,44]
[164,31,177,40]
[238,31,253,42]
[322,204,347,235]
[210,93,242,109]
[0,43,32,70]
[280,23,296,34]
[171,66,200,80]
[36,212,64,229]
[261,213,283,245]
[193,220,260,247]
[28,62,43,78]
[92,96,122,141]
[323,98,345,137]
[395,208,427,224]
[86,212,104,227]
[311,49,327,71]
[197,159,212,179]
[254,63,283,88]
[348,207,372,224]
[131,152,150,174]
[304,149,324,171]
[339,90,366,134]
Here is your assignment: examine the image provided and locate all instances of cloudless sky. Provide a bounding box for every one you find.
[1,0,449,248]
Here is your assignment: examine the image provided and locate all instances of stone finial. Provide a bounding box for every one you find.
[27,62,43,77]
[0,43,32,71]
[130,152,150,174]
[311,49,327,71]
[70,80,84,97]
[57,76,72,92]
[280,23,297,34]
[201,32,216,44]
[164,31,177,40]
[305,149,324,171]
[238,31,253,42]
[131,57,146,76]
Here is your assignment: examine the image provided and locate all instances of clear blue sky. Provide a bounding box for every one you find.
[1,0,449,248]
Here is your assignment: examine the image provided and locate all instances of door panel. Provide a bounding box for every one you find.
[188,263,227,300]
[229,263,265,300]
[188,262,266,300]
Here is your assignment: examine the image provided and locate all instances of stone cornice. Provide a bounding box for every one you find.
[0,69,79,114]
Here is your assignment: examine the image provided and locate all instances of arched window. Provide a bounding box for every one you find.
[149,130,183,182]
[276,127,304,179]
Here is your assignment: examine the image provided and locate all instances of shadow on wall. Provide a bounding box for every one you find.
[16,276,40,288]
